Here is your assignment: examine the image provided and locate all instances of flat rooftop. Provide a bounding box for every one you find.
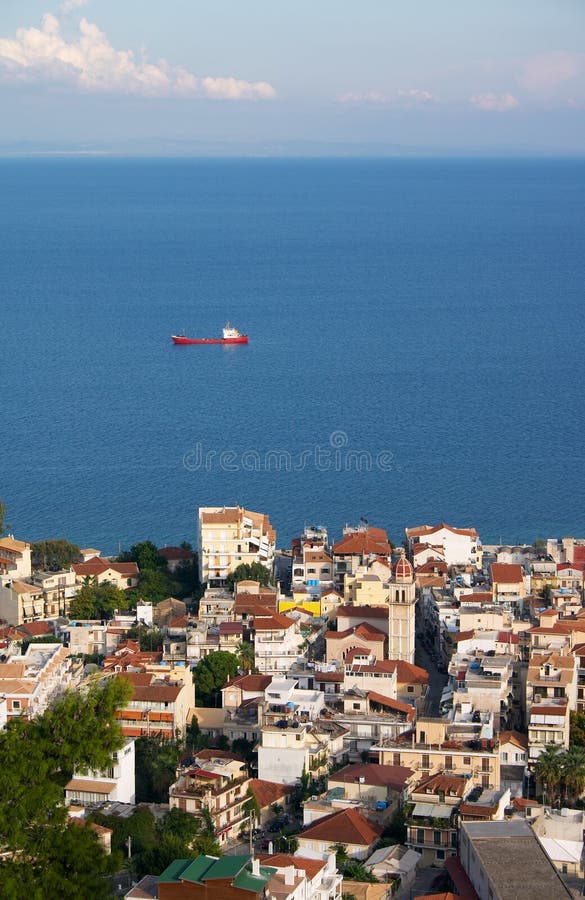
[462,820,572,899]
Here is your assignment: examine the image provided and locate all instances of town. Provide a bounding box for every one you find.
[1,506,584,899]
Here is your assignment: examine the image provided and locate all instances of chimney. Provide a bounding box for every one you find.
[284,866,295,886]
[252,858,261,877]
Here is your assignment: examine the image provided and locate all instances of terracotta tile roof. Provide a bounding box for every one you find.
[490,563,524,583]
[223,673,272,691]
[499,730,528,750]
[406,522,478,539]
[0,662,26,678]
[332,528,391,557]
[454,630,476,643]
[299,807,382,846]
[512,797,541,811]
[496,631,519,644]
[234,599,277,617]
[0,537,29,553]
[158,546,194,561]
[459,802,498,818]
[195,749,246,763]
[414,893,458,900]
[259,854,324,880]
[10,580,42,595]
[460,592,493,604]
[329,763,414,791]
[249,778,293,809]
[337,604,388,619]
[415,560,448,575]
[314,671,344,682]
[327,623,387,642]
[529,699,569,717]
[347,658,428,685]
[415,772,467,797]
[0,678,35,694]
[367,692,416,720]
[16,621,54,637]
[219,622,243,635]
[253,613,296,631]
[73,559,139,577]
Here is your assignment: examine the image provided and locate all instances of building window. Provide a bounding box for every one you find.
[444,755,453,770]
[422,754,430,770]
[12,700,20,710]
[433,831,442,846]
[436,849,445,860]
[463,756,471,766]
[416,829,424,844]
[407,686,414,693]
[393,753,401,766]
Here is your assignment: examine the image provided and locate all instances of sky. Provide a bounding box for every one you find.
[0,0,584,155]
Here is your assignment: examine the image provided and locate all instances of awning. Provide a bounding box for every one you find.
[412,802,453,819]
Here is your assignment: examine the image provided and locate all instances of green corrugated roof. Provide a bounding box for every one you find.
[180,855,221,884]
[232,865,276,893]
[202,854,251,880]
[158,859,193,883]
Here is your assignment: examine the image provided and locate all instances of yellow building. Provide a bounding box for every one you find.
[198,506,276,586]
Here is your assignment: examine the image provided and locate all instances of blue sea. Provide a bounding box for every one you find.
[1,157,584,552]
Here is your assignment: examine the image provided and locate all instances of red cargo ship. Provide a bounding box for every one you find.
[171,323,248,345]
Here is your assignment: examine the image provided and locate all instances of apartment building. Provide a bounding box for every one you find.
[373,717,500,792]
[0,642,81,719]
[405,522,481,568]
[253,613,304,675]
[198,506,276,586]
[169,751,250,845]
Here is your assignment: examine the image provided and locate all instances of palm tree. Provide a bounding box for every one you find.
[535,744,563,805]
[236,641,255,673]
[562,746,585,803]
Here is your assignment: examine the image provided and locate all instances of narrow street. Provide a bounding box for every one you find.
[415,639,449,718]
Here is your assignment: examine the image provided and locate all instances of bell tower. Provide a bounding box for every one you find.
[388,548,416,663]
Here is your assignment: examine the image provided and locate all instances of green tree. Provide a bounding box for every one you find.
[236,640,255,673]
[342,861,378,882]
[535,744,564,805]
[127,625,165,652]
[193,651,240,707]
[69,582,128,620]
[118,540,163,571]
[129,568,181,605]
[0,500,7,536]
[31,538,81,570]
[0,678,131,896]
[540,583,553,607]
[135,736,182,803]
[226,562,272,590]
[563,745,585,803]
[20,634,63,654]
[571,711,585,747]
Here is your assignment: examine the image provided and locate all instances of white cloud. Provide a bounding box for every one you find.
[396,88,434,103]
[338,91,390,104]
[0,13,276,100]
[517,51,583,93]
[338,88,435,106]
[60,0,88,12]
[470,92,519,112]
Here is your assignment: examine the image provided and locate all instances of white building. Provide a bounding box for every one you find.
[0,536,32,580]
[65,738,136,805]
[406,522,481,568]
[198,506,276,586]
[253,613,304,675]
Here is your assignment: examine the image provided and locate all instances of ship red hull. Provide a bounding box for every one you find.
[171,335,249,345]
